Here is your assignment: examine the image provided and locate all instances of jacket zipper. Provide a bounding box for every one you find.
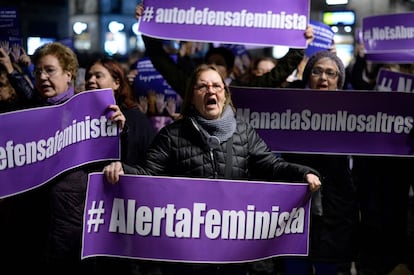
[210,149,218,179]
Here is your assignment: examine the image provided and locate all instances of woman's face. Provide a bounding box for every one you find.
[206,54,229,80]
[0,72,15,101]
[191,69,226,120]
[34,54,72,98]
[309,57,339,90]
[255,60,276,76]
[85,63,119,92]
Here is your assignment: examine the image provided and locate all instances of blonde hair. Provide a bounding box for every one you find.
[32,42,78,83]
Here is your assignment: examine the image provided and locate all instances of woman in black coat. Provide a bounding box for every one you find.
[103,64,322,275]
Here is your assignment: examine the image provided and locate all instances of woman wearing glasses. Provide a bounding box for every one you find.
[288,50,345,91]
[283,50,359,274]
[8,42,126,274]
[103,63,322,275]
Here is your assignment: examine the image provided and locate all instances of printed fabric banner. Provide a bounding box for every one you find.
[82,173,311,262]
[139,0,310,48]
[0,89,120,198]
[230,86,414,156]
[376,68,414,92]
[362,12,414,62]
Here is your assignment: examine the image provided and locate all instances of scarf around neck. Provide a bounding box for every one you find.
[193,105,236,143]
[46,86,75,105]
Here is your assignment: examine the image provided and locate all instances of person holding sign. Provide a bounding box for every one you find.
[0,42,127,274]
[84,57,156,167]
[282,50,359,274]
[103,63,322,274]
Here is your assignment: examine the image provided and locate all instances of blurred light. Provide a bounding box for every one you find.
[132,22,140,36]
[326,0,348,4]
[323,10,355,25]
[272,46,289,59]
[108,21,124,33]
[73,22,88,35]
[344,26,353,33]
[331,26,339,33]
[27,37,55,55]
[104,32,127,55]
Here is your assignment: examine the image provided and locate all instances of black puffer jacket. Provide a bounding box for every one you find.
[123,117,318,182]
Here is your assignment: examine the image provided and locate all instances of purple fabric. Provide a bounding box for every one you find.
[376,68,414,92]
[138,0,310,48]
[0,88,120,198]
[362,12,414,62]
[82,174,311,262]
[46,86,75,104]
[230,86,414,156]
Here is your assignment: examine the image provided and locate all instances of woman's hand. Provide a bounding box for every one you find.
[103,161,124,184]
[108,104,126,130]
[304,25,314,47]
[305,173,321,192]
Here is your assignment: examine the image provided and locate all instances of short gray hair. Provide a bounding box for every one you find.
[302,50,345,89]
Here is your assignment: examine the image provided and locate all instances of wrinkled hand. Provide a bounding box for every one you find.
[305,173,321,192]
[108,104,126,130]
[103,161,124,184]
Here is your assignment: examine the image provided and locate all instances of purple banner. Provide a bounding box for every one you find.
[139,0,310,48]
[231,86,414,156]
[82,173,311,262]
[0,89,120,198]
[362,12,414,62]
[376,68,414,92]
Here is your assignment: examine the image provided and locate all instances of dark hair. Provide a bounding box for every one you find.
[204,47,235,74]
[85,57,138,109]
[302,50,345,89]
[180,64,235,118]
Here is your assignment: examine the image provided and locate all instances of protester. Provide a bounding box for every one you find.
[102,63,322,274]
[10,42,125,274]
[348,45,414,274]
[237,56,278,86]
[0,65,21,112]
[84,57,156,166]
[282,50,359,274]
[253,56,278,77]
[0,46,35,104]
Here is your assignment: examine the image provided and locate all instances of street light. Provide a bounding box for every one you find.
[326,0,348,4]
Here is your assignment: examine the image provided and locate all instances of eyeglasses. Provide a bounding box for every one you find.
[33,67,59,77]
[311,67,338,79]
[194,83,224,93]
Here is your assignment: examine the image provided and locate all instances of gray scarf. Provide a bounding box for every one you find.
[193,105,236,143]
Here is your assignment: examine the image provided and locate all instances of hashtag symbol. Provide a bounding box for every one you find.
[87,200,105,233]
[142,6,154,22]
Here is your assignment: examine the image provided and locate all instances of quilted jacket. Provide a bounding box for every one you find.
[123,117,318,183]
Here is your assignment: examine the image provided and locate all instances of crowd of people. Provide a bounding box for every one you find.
[0,4,414,275]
